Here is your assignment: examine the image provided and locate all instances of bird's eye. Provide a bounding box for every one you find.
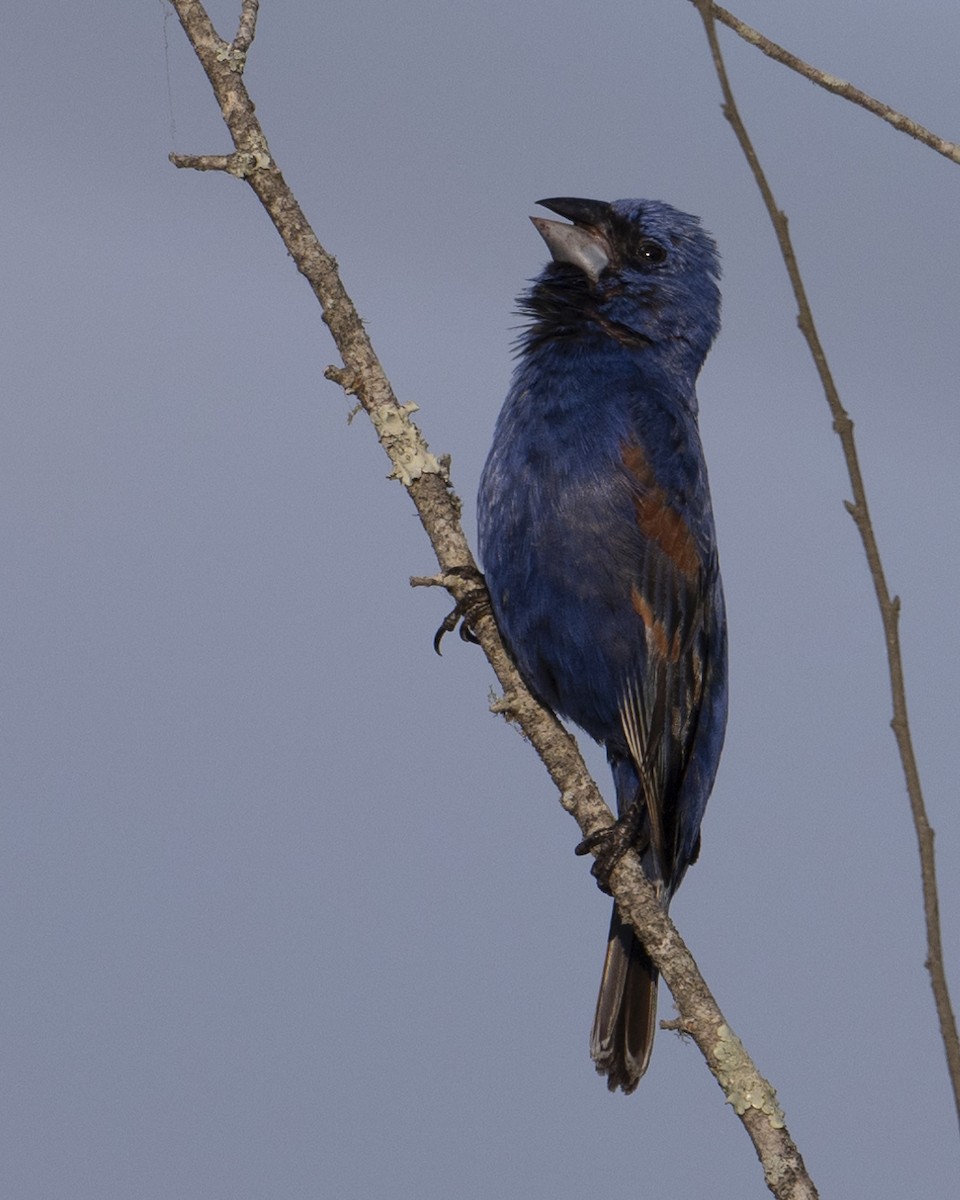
[637,240,667,264]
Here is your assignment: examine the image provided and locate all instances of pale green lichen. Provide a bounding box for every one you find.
[226,131,271,178]
[370,402,446,486]
[818,72,847,91]
[227,150,271,178]
[714,1024,786,1128]
[216,46,246,73]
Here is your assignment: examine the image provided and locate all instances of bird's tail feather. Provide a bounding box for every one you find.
[590,904,658,1093]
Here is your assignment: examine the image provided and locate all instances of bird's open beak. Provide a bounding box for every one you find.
[531,197,612,283]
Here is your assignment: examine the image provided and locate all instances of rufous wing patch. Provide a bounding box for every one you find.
[621,440,701,581]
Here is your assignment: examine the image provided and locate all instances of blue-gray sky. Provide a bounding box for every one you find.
[3,2,958,1196]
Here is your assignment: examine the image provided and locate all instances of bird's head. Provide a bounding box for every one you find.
[523,197,721,372]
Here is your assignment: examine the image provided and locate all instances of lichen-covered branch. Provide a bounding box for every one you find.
[167,3,818,1195]
[694,0,960,1135]
[697,2,960,166]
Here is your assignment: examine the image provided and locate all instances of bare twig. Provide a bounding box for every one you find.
[234,0,258,54]
[696,3,960,166]
[167,3,818,1195]
[694,0,960,1133]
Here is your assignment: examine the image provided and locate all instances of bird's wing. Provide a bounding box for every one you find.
[617,435,716,887]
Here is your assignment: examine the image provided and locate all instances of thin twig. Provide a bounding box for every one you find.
[167,3,818,1195]
[234,0,258,54]
[694,0,960,1134]
[696,3,960,166]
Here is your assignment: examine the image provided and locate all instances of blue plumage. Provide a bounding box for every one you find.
[477,198,727,1091]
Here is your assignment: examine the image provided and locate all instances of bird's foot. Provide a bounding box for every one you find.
[411,565,490,654]
[574,802,645,895]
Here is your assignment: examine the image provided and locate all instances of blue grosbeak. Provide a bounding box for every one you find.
[477,198,727,1092]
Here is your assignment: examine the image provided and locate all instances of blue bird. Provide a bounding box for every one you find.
[477,198,727,1092]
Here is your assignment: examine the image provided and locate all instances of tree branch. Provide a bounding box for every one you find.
[697,3,960,166]
[693,0,960,1133]
[167,3,818,1195]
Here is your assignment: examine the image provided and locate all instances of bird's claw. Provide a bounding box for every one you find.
[431,566,490,654]
[433,603,481,654]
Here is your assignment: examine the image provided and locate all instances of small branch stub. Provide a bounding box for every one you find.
[169,150,270,176]
[324,364,360,394]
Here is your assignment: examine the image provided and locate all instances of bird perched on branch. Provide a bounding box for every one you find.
[477,197,727,1092]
